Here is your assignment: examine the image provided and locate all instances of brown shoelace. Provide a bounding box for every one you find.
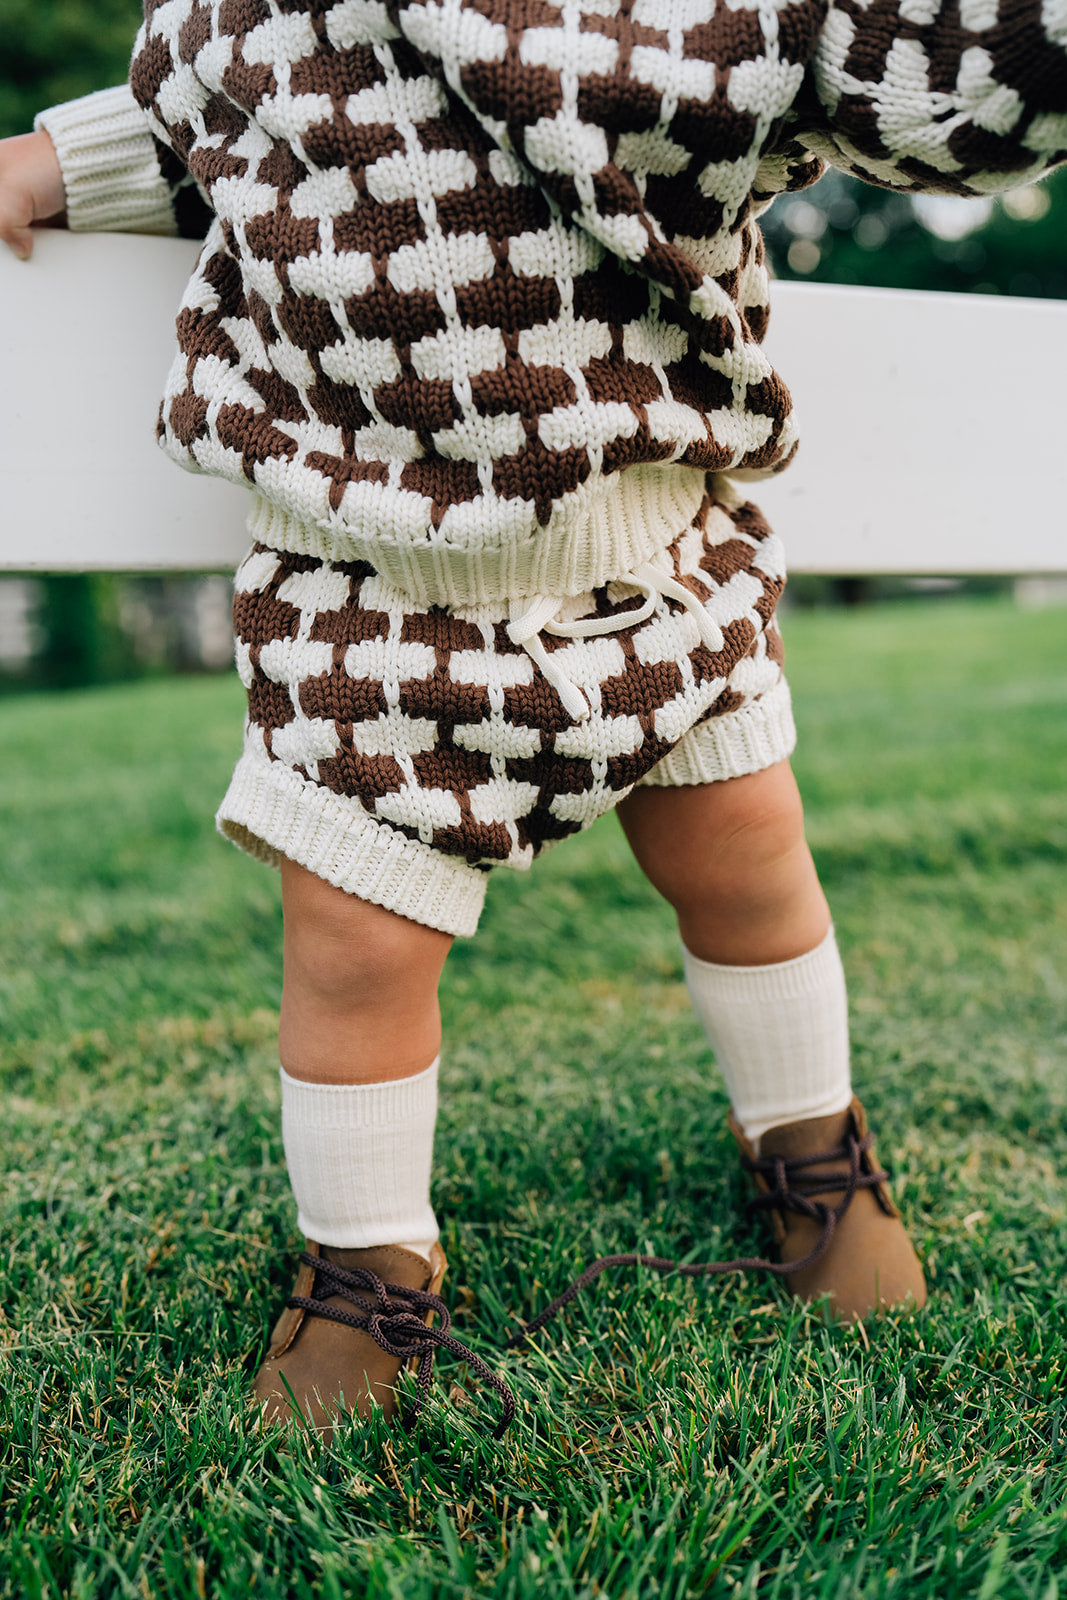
[504,1129,891,1347]
[291,1127,890,1436]
[288,1253,517,1437]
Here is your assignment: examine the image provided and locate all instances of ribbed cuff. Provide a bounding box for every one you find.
[683,926,853,1146]
[281,1061,440,1250]
[280,1060,440,1132]
[683,923,841,995]
[35,85,177,235]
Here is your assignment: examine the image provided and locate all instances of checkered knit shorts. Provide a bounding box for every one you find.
[217,482,796,935]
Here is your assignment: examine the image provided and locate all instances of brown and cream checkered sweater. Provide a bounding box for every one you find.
[38,0,1067,604]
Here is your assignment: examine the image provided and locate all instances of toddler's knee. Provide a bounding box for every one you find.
[290,916,416,1003]
[660,774,810,917]
[699,802,810,912]
[709,781,807,870]
[282,863,449,1007]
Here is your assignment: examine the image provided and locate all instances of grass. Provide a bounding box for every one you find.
[0,593,1065,1599]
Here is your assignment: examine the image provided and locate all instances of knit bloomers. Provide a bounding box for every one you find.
[217,479,796,937]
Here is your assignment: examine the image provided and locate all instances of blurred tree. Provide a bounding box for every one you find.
[761,167,1067,303]
[0,0,144,139]
[35,574,140,689]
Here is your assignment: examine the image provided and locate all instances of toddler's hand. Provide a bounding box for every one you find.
[0,131,66,260]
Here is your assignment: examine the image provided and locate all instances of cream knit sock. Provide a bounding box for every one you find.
[682,926,853,1150]
[280,1059,440,1259]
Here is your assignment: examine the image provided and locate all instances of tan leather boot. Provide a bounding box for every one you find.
[729,1097,927,1321]
[254,1240,448,1437]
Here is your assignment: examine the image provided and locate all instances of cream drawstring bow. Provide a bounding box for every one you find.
[505,560,725,723]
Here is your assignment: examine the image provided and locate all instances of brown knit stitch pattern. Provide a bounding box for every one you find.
[129,0,1066,591]
[129,0,813,548]
[230,485,786,868]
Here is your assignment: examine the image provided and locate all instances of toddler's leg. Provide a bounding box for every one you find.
[255,860,453,1433]
[617,761,925,1317]
[277,857,452,1253]
[618,760,847,1144]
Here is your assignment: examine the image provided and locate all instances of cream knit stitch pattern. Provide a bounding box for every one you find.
[36,0,1067,606]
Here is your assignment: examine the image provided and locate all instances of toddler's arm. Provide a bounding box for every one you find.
[386,0,1065,258]
[793,0,1067,198]
[0,131,65,260]
[2,81,213,260]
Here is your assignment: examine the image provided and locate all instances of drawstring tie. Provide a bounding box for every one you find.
[505,560,725,723]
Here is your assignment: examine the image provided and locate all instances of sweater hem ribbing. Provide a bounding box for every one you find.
[216,745,488,937]
[245,463,714,608]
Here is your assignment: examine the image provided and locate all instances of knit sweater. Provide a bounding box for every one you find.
[37,0,1067,604]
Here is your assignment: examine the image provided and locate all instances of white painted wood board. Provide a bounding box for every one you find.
[756,277,1067,575]
[1,229,1064,573]
[0,232,246,573]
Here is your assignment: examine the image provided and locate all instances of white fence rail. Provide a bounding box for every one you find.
[1,231,1064,575]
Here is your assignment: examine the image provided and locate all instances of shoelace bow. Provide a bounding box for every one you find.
[291,1129,891,1436]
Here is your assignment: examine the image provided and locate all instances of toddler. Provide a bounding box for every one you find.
[2,0,1062,1437]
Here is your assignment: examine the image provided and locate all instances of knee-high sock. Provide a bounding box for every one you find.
[280,1058,439,1259]
[683,926,852,1150]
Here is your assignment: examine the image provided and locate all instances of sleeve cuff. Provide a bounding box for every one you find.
[34,84,178,236]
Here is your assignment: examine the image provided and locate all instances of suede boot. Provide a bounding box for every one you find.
[254,1240,448,1437]
[730,1096,926,1320]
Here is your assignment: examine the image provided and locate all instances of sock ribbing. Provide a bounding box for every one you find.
[280,1059,439,1251]
[683,926,853,1149]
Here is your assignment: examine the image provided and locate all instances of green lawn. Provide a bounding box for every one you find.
[1,594,1065,1599]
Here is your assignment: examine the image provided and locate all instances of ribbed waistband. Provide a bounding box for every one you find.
[245,463,732,608]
